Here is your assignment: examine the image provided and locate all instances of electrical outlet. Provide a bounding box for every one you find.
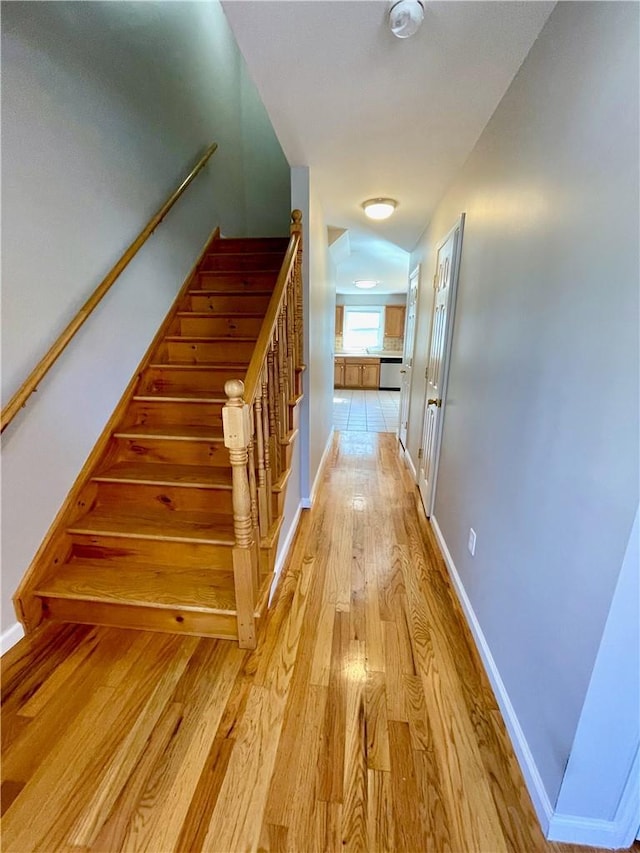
[468,528,477,557]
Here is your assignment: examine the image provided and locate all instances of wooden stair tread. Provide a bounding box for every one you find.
[113,424,224,441]
[177,312,265,319]
[148,363,248,371]
[189,288,274,295]
[93,462,233,489]
[164,336,257,343]
[273,467,291,493]
[213,237,287,248]
[133,392,226,403]
[34,561,237,613]
[67,506,235,544]
[205,250,280,254]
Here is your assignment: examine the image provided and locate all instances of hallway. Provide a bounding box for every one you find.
[1,433,613,852]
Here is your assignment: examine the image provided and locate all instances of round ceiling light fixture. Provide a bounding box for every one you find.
[362,198,398,220]
[354,280,379,289]
[389,0,424,39]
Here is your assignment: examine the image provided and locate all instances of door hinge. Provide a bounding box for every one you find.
[425,367,429,380]
[418,447,423,459]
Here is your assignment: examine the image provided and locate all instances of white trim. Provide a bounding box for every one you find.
[274,503,303,581]
[548,748,640,849]
[419,214,465,517]
[269,503,304,606]
[430,515,554,832]
[404,448,418,483]
[301,426,334,509]
[1,622,24,655]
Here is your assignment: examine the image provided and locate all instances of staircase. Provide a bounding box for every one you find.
[16,216,304,650]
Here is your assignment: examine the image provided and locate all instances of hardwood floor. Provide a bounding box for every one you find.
[1,432,625,852]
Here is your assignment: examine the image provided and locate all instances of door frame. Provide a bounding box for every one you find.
[419,213,465,517]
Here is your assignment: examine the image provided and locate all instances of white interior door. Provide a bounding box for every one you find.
[398,265,419,448]
[418,215,464,516]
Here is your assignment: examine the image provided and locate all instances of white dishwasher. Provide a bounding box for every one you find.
[379,357,403,390]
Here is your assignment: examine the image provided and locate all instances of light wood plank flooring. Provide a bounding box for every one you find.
[1,432,627,852]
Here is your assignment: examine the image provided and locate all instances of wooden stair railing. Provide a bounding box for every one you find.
[1,142,218,434]
[222,210,304,648]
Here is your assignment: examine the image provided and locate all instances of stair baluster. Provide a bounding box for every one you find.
[261,366,273,531]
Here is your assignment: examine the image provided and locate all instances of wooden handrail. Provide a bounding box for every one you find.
[242,211,302,407]
[1,142,218,433]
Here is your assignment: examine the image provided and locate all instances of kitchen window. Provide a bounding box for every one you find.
[343,307,384,350]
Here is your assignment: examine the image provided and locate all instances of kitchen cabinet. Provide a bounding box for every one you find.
[344,362,362,387]
[361,362,380,388]
[384,305,406,338]
[334,357,380,389]
[335,305,344,336]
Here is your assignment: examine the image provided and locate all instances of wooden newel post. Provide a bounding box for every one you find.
[223,379,258,649]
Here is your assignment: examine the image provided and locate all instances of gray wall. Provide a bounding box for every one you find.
[292,167,336,504]
[406,2,638,807]
[1,1,290,636]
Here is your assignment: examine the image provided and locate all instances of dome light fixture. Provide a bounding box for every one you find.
[354,280,379,289]
[362,198,398,220]
[389,0,425,39]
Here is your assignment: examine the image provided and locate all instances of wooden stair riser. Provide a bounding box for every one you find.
[272,469,291,520]
[280,430,299,471]
[69,536,234,571]
[289,398,302,432]
[163,339,255,364]
[195,271,278,291]
[38,597,238,640]
[211,237,288,254]
[189,292,272,314]
[201,252,282,272]
[178,314,264,338]
[121,400,225,430]
[114,436,229,467]
[259,538,279,581]
[139,366,245,397]
[272,488,286,520]
[93,482,233,516]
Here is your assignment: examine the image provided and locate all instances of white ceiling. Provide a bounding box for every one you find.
[222,0,555,292]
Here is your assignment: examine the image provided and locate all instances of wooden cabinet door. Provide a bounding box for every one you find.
[362,363,380,388]
[384,306,406,338]
[334,359,345,387]
[344,362,361,387]
[335,305,344,336]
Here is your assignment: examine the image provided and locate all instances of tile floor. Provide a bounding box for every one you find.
[333,389,400,433]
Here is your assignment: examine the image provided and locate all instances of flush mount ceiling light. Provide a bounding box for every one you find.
[362,198,398,220]
[354,280,378,289]
[389,0,424,39]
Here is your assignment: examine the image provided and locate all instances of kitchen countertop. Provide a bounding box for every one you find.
[334,351,403,359]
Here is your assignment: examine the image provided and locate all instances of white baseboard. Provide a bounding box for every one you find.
[301,426,334,509]
[1,621,24,655]
[404,449,417,482]
[430,516,554,832]
[548,747,640,849]
[269,503,303,605]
